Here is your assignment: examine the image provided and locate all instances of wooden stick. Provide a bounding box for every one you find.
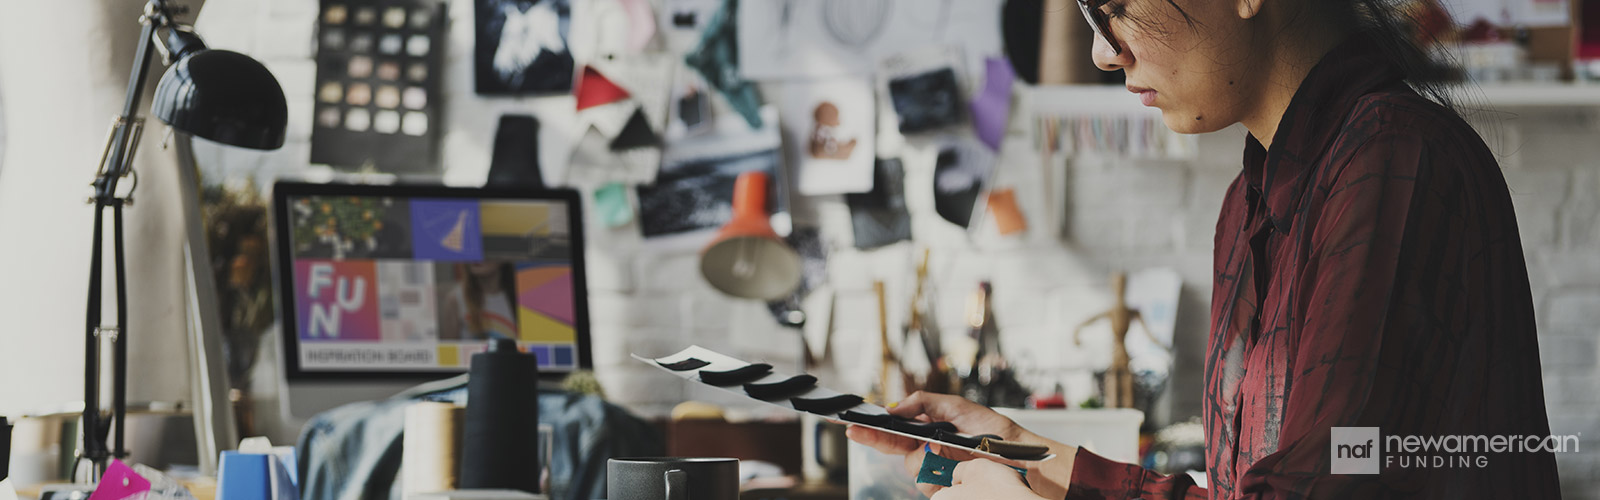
[876,280,893,402]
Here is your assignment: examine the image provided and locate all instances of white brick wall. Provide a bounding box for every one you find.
[189,0,1599,495]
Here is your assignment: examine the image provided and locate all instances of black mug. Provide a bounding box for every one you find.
[607,457,739,500]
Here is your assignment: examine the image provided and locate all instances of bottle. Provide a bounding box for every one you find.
[460,338,542,493]
[960,282,1030,407]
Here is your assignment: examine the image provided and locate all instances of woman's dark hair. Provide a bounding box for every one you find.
[1115,0,1463,106]
[1347,0,1463,107]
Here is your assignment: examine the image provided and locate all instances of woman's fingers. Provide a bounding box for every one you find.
[844,424,920,456]
[887,391,969,420]
[951,459,1016,485]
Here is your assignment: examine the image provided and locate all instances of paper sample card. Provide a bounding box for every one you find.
[634,345,1057,462]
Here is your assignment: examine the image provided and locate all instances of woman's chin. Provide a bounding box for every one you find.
[1160,109,1228,135]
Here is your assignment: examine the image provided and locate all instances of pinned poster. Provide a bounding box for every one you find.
[781,78,876,195]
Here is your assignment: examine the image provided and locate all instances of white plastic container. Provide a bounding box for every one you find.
[993,408,1144,463]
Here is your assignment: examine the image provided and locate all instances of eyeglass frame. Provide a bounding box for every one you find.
[1076,0,1123,55]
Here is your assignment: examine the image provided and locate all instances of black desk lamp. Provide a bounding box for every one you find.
[80,0,286,480]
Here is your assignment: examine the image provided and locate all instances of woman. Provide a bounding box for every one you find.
[439,261,520,340]
[848,0,1563,497]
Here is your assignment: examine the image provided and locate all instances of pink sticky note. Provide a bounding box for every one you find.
[89,460,151,500]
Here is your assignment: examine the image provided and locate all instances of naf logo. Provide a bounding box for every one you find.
[1331,427,1380,474]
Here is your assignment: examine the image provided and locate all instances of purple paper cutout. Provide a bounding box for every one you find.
[971,57,1016,152]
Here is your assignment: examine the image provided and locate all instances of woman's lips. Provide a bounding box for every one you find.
[1129,87,1157,106]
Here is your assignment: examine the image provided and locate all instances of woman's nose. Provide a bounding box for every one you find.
[1090,34,1131,72]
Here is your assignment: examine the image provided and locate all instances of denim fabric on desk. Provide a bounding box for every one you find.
[297,375,663,500]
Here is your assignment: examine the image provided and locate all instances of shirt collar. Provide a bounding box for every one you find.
[1241,35,1406,232]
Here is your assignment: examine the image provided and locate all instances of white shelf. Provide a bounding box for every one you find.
[1455,83,1600,107]
[1023,82,1600,115]
[1024,85,1153,116]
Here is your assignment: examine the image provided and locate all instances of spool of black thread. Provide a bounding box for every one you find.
[459,338,541,493]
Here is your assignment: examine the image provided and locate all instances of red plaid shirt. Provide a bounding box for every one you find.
[1066,38,1562,499]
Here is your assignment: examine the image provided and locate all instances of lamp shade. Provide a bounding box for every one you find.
[152,49,288,150]
[700,172,802,300]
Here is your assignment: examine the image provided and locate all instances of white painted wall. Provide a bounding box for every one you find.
[0,0,199,416]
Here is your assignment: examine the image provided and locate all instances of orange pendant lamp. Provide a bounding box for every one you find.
[700,171,803,300]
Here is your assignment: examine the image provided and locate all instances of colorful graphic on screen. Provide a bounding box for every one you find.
[287,194,579,372]
[294,260,382,341]
[410,199,485,261]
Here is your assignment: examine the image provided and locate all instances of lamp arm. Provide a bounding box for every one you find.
[78,0,186,481]
[93,0,188,199]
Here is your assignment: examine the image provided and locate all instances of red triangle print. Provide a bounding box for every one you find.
[575,66,631,111]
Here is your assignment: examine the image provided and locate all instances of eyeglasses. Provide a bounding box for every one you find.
[1076,0,1123,55]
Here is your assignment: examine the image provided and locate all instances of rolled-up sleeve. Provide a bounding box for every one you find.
[1065,447,1205,500]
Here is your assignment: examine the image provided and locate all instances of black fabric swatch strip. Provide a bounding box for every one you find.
[743,374,819,401]
[658,358,711,371]
[890,419,958,439]
[933,429,987,449]
[790,394,865,415]
[839,410,892,427]
[698,363,774,387]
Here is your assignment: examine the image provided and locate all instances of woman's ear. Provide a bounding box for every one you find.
[1237,0,1264,19]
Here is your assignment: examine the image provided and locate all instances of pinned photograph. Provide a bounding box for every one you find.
[475,0,575,94]
[882,47,969,135]
[781,78,875,195]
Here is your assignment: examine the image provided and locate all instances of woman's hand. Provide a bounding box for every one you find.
[845,392,1025,456]
[843,391,1078,499]
[929,459,1049,500]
